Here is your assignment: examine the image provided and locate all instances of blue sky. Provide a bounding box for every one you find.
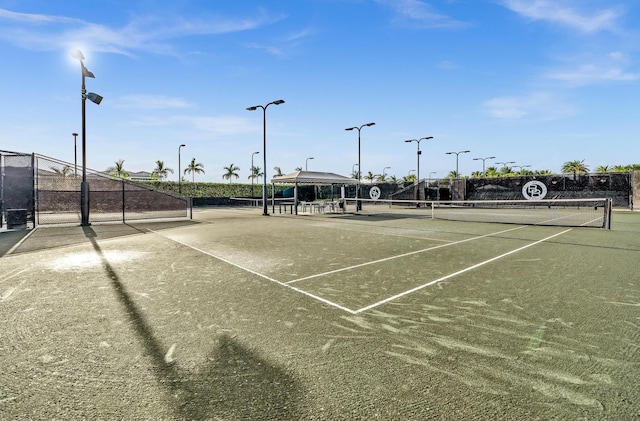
[1,0,638,182]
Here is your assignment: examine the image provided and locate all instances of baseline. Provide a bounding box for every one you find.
[147,229,359,314]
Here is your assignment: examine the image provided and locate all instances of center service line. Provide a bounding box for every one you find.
[286,225,527,284]
[352,228,573,314]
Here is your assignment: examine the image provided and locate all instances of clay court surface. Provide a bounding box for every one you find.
[1,208,639,419]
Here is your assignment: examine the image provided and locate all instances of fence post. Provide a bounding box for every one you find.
[122,178,126,223]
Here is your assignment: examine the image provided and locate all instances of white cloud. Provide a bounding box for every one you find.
[545,64,639,86]
[116,95,192,109]
[484,92,577,121]
[544,52,639,86]
[501,0,623,33]
[0,7,281,55]
[375,0,469,29]
[437,60,460,70]
[175,115,258,135]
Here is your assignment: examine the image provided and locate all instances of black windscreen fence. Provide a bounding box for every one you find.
[1,151,190,227]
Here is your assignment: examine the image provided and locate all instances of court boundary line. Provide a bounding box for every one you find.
[352,228,572,313]
[285,225,527,284]
[149,226,572,315]
[147,229,358,314]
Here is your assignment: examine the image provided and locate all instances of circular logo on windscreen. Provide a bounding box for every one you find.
[369,186,381,200]
[522,180,547,200]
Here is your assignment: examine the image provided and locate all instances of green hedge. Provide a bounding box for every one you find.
[138,181,289,198]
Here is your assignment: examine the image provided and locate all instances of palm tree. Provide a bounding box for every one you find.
[248,166,263,182]
[484,166,500,177]
[295,166,303,172]
[611,164,630,172]
[363,171,375,183]
[184,158,205,182]
[561,160,589,176]
[50,165,73,178]
[534,169,553,175]
[222,163,240,183]
[273,166,283,177]
[403,174,416,183]
[595,165,610,173]
[447,170,459,179]
[151,160,174,181]
[106,159,130,179]
[388,175,399,184]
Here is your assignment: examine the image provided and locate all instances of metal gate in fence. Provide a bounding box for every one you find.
[0,151,35,229]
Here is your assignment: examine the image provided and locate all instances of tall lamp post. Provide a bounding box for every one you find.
[352,163,359,179]
[382,166,390,181]
[513,164,531,174]
[405,136,433,202]
[345,122,375,211]
[71,50,103,226]
[246,99,285,216]
[251,151,260,197]
[495,161,515,175]
[178,144,186,194]
[445,150,470,178]
[306,157,314,171]
[473,156,495,176]
[72,132,78,178]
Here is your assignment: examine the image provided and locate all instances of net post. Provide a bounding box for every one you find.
[605,198,612,230]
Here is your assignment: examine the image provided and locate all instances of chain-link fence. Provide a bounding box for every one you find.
[1,151,190,228]
[35,154,190,225]
[465,173,632,208]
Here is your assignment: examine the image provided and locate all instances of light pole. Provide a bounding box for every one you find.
[306,157,314,171]
[345,122,375,211]
[246,99,285,216]
[513,164,531,173]
[495,161,515,170]
[382,166,390,181]
[352,163,359,179]
[71,50,103,226]
[72,132,78,178]
[405,136,434,201]
[473,156,496,176]
[445,150,470,178]
[178,144,186,194]
[251,151,260,197]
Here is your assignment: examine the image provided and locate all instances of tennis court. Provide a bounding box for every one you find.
[1,207,639,419]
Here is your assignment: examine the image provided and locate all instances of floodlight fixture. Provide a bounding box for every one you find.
[345,122,376,211]
[246,99,286,215]
[404,136,434,201]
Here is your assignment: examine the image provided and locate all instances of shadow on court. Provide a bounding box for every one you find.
[0,229,33,257]
[81,226,303,419]
[2,220,199,255]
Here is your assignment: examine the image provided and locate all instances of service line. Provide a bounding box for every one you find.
[352,228,572,314]
[286,225,527,284]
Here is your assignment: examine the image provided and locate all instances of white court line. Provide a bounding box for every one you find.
[5,227,38,256]
[148,230,358,314]
[0,267,31,284]
[352,228,572,314]
[286,225,527,284]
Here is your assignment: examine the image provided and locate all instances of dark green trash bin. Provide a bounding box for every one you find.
[7,209,28,229]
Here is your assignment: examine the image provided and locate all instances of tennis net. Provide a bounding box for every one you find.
[344,198,612,229]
